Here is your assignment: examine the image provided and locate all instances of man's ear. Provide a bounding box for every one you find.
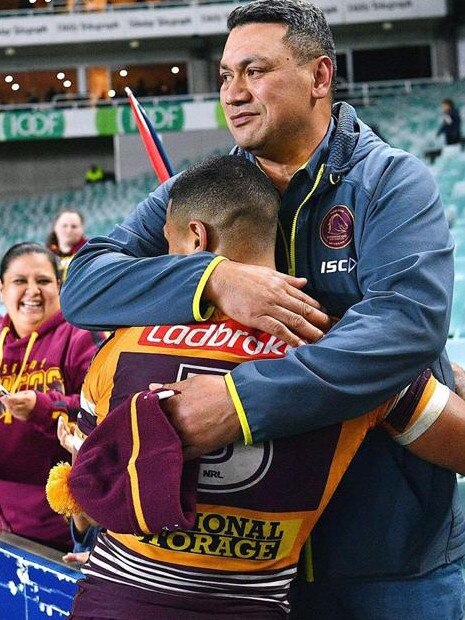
[311,55,333,99]
[189,220,208,253]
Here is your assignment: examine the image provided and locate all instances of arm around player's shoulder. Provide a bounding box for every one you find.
[228,148,454,443]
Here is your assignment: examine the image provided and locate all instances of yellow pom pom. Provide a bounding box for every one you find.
[46,462,83,518]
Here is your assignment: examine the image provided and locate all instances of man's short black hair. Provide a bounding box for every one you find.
[227,0,336,76]
[168,155,280,256]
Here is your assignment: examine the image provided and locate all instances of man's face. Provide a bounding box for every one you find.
[220,23,314,156]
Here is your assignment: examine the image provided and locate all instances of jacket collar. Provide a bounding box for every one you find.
[232,101,361,190]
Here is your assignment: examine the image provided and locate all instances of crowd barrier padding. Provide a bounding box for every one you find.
[0,532,81,619]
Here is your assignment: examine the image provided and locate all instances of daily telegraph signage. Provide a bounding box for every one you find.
[0,100,220,141]
[0,4,239,46]
[0,0,448,47]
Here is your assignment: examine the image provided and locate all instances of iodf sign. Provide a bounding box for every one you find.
[4,110,65,141]
[120,102,184,133]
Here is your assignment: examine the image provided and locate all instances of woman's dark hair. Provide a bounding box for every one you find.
[1,242,61,283]
[46,208,85,251]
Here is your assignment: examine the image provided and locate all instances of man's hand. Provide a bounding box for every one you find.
[0,391,37,422]
[204,261,334,347]
[150,375,241,460]
[62,551,90,565]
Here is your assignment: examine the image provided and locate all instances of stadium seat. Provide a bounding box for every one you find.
[0,174,158,258]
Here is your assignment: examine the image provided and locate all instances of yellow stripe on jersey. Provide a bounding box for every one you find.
[304,537,314,582]
[225,373,253,446]
[192,256,228,322]
[127,392,150,535]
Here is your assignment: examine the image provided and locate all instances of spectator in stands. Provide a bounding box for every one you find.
[133,78,149,98]
[62,2,462,618]
[27,90,40,105]
[45,86,58,103]
[153,82,171,97]
[173,77,187,96]
[0,242,100,551]
[47,209,87,281]
[437,98,462,145]
[85,163,105,184]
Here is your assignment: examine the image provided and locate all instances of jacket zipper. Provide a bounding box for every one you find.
[289,163,326,277]
[277,220,291,274]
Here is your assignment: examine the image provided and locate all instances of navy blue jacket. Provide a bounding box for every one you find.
[62,103,464,581]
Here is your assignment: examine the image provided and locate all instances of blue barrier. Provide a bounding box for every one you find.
[0,533,81,619]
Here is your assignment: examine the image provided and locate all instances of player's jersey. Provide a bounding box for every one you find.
[77,318,444,613]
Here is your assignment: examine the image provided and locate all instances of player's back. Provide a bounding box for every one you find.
[77,318,393,614]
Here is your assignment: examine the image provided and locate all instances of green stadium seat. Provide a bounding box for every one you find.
[0,174,158,257]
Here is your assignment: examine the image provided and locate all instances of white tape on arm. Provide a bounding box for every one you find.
[394,383,450,446]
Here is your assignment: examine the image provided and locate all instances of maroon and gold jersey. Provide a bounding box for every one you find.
[78,318,446,613]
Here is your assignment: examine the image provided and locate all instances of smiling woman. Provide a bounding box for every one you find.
[1,248,61,338]
[0,242,101,551]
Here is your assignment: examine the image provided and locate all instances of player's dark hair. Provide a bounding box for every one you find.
[1,242,61,282]
[168,155,280,256]
[227,0,336,80]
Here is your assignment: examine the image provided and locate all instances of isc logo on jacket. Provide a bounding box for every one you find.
[320,257,357,274]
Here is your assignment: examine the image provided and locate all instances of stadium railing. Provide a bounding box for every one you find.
[0,531,80,619]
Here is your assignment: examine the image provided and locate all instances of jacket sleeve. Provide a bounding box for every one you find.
[61,178,219,331]
[29,329,102,431]
[229,153,454,443]
[70,520,100,554]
